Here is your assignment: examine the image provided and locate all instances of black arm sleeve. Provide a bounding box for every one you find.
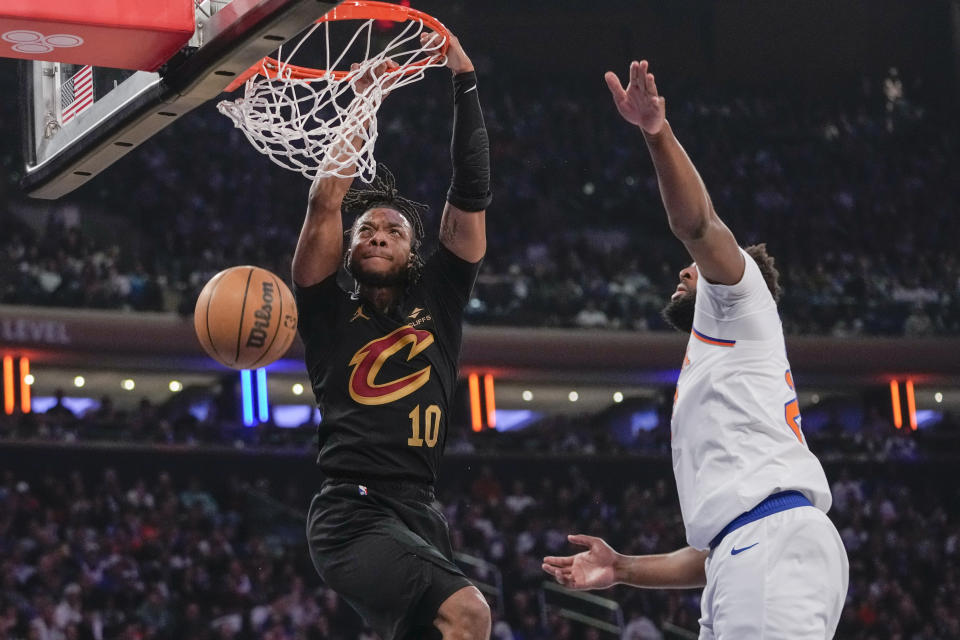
[447,71,492,212]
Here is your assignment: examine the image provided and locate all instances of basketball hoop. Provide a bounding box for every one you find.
[216,1,451,182]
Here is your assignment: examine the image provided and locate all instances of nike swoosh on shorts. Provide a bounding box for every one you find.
[731,542,759,555]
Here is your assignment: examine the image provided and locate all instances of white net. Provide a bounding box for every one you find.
[216,15,447,182]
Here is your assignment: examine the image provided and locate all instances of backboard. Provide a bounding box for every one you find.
[15,0,342,199]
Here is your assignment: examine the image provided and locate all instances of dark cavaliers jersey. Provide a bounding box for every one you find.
[294,245,481,484]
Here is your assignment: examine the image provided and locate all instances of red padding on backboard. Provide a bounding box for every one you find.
[0,0,195,71]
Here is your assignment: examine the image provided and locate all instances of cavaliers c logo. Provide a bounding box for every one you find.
[348,326,435,406]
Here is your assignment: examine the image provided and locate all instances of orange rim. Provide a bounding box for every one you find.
[225,1,451,92]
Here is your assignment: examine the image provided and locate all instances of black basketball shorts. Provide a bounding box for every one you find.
[306,479,474,640]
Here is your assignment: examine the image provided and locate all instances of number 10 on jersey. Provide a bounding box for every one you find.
[408,405,441,447]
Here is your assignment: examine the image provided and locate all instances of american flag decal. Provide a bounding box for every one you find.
[358,485,368,496]
[60,66,93,124]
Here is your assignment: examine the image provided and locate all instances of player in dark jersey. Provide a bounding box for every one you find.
[291,33,492,640]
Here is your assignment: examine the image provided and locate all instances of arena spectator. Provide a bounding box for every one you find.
[1,64,957,336]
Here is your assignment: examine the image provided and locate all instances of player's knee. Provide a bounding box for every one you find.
[440,587,491,640]
[460,594,491,634]
[453,596,490,638]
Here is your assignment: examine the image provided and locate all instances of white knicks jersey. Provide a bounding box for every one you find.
[671,248,832,550]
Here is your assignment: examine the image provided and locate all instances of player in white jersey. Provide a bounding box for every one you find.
[542,60,849,639]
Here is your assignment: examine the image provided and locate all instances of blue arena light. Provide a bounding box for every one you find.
[256,368,269,423]
[240,369,254,427]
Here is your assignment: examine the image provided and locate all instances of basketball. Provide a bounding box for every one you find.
[193,266,298,370]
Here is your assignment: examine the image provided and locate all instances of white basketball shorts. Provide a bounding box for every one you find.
[698,505,849,639]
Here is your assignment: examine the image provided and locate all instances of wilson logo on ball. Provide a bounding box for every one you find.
[245,281,275,349]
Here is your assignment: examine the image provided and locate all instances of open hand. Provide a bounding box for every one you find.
[604,60,665,135]
[542,534,619,590]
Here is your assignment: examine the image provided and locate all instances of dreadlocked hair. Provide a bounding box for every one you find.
[342,165,428,287]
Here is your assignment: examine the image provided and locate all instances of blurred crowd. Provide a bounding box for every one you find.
[2,390,959,464]
[0,391,315,451]
[1,65,958,335]
[440,464,960,640]
[1,457,959,639]
[0,468,350,640]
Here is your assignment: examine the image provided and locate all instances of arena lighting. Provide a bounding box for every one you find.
[522,390,533,402]
[890,380,903,429]
[24,374,35,385]
[3,356,13,415]
[468,373,482,432]
[73,375,85,388]
[483,374,496,429]
[169,380,183,392]
[935,392,943,403]
[568,391,579,402]
[19,358,30,414]
[905,380,917,431]
[122,379,135,391]
[613,391,624,403]
[292,383,304,395]
[240,370,255,427]
[256,368,269,423]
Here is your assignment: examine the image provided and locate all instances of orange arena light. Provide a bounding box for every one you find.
[2,356,13,416]
[468,373,482,432]
[19,357,31,414]
[905,379,917,431]
[889,380,902,429]
[483,374,496,429]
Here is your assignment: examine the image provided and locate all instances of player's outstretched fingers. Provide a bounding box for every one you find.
[630,60,643,87]
[604,71,627,100]
[646,71,658,96]
[543,555,574,568]
[567,533,599,549]
[541,563,571,586]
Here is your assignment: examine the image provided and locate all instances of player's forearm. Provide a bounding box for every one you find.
[446,71,492,214]
[306,125,365,213]
[612,546,708,589]
[642,121,715,242]
[306,179,348,217]
[292,203,343,286]
[439,70,490,262]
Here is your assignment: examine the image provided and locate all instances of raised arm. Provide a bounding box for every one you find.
[427,32,490,263]
[292,60,399,287]
[542,535,708,591]
[605,60,743,285]
[291,173,352,287]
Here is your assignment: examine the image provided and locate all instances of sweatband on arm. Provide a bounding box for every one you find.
[447,71,492,212]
